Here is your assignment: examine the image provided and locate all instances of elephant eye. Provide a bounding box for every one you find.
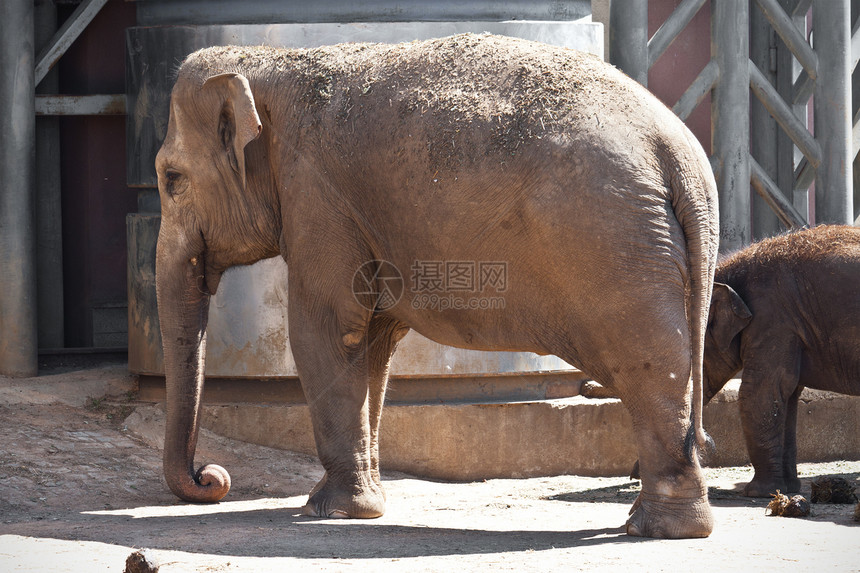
[163,169,184,196]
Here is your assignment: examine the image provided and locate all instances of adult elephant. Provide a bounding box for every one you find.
[154,34,719,538]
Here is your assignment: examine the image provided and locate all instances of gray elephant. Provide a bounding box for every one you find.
[154,34,719,538]
[704,225,860,497]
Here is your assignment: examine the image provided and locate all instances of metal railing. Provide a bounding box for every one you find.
[611,0,857,252]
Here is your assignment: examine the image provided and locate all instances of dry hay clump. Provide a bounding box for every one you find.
[810,476,858,504]
[766,491,811,518]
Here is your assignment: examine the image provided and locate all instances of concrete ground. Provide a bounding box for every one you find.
[0,365,858,572]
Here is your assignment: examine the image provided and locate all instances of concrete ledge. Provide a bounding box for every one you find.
[190,380,860,480]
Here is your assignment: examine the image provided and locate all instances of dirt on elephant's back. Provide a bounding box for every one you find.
[189,33,639,154]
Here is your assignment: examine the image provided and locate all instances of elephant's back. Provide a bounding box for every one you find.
[185,34,667,141]
[325,33,659,139]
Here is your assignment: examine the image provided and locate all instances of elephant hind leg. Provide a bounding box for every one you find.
[781,385,803,493]
[577,312,713,538]
[624,390,713,538]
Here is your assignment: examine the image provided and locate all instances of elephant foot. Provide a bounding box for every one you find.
[301,472,385,519]
[785,476,802,494]
[743,476,794,498]
[625,491,713,538]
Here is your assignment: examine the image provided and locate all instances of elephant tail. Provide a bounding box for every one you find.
[667,132,720,464]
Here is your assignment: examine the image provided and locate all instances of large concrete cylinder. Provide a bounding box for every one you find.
[126,10,601,384]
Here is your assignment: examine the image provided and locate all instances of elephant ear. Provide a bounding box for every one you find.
[202,73,262,189]
[709,282,752,351]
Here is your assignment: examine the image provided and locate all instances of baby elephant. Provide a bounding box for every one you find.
[705,225,860,497]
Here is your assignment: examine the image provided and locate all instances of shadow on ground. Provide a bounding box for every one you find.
[6,501,647,560]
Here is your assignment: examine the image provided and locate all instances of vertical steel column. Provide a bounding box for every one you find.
[35,0,64,350]
[609,0,649,86]
[712,0,751,251]
[750,6,782,239]
[776,0,810,222]
[813,0,853,224]
[853,0,860,223]
[0,0,38,376]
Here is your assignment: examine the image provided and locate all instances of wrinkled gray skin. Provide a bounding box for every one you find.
[154,34,719,538]
[704,225,860,497]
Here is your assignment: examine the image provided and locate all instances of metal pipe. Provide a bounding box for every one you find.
[35,94,127,116]
[34,0,64,351]
[712,0,751,252]
[755,0,819,80]
[0,0,38,376]
[135,0,593,26]
[813,0,853,224]
[792,69,815,105]
[35,0,109,86]
[851,11,859,72]
[750,4,781,239]
[749,61,822,168]
[673,59,719,121]
[609,0,649,86]
[777,0,810,221]
[648,0,707,70]
[749,157,808,228]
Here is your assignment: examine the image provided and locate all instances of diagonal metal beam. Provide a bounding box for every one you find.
[673,59,719,121]
[648,0,708,69]
[852,11,860,72]
[35,94,126,116]
[791,0,813,18]
[750,156,808,228]
[854,106,860,157]
[754,0,818,80]
[35,0,109,86]
[793,157,815,193]
[792,68,815,105]
[749,60,822,168]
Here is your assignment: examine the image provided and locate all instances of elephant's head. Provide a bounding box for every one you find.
[154,71,267,502]
[703,282,752,402]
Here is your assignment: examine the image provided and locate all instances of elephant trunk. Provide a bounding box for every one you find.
[156,232,230,503]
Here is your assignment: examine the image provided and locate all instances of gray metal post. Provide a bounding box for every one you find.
[750,6,782,239]
[776,0,810,223]
[35,0,64,350]
[0,0,38,376]
[712,0,751,251]
[853,0,860,223]
[813,0,853,224]
[610,0,649,86]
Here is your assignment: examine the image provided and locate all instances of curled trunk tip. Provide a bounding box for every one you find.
[166,463,231,503]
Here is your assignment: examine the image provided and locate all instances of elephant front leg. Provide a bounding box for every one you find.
[290,300,402,519]
[737,360,801,497]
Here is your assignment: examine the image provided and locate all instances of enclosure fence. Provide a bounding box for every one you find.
[611,0,858,251]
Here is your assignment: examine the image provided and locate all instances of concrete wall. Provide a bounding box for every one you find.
[191,382,860,479]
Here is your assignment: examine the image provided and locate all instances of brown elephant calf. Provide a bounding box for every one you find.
[705,225,860,497]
